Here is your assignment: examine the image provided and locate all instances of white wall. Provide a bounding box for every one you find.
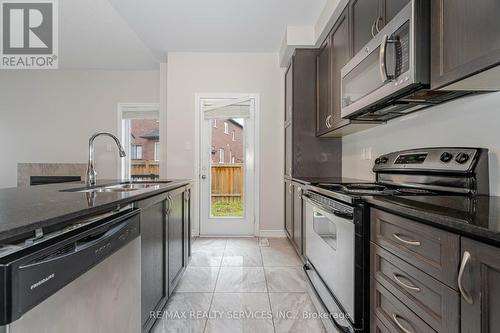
[166,53,284,232]
[0,70,160,188]
[342,92,500,195]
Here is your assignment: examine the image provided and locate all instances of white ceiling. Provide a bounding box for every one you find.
[59,0,159,69]
[108,0,327,57]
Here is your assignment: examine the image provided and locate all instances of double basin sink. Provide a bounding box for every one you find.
[61,181,172,193]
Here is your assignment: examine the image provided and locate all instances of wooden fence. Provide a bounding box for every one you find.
[211,164,243,203]
[131,160,160,179]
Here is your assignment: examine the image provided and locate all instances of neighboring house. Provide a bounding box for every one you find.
[130,119,160,162]
[211,119,244,164]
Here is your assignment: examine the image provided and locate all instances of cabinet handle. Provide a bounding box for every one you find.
[297,187,302,199]
[458,251,473,304]
[371,18,377,37]
[326,115,332,128]
[166,196,172,215]
[392,233,421,246]
[288,184,293,193]
[393,274,421,292]
[392,313,414,333]
[375,16,382,33]
[288,167,292,176]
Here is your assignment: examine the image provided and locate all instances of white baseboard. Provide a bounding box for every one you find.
[259,229,287,238]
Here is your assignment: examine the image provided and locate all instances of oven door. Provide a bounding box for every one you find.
[304,196,355,330]
[341,2,418,119]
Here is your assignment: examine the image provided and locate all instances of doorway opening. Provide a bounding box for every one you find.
[196,95,260,236]
[118,103,160,180]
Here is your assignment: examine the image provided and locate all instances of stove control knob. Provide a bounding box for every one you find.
[456,152,470,164]
[380,157,389,164]
[375,158,381,165]
[440,152,453,163]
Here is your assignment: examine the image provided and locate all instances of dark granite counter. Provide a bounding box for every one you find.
[0,179,191,242]
[366,195,500,247]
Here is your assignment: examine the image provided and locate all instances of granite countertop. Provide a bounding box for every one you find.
[0,179,191,243]
[366,195,500,247]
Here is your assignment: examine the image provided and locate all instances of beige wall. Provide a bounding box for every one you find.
[342,92,500,195]
[166,53,285,233]
[0,70,160,188]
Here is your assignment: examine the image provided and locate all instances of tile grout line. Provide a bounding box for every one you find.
[260,244,277,333]
[202,239,226,333]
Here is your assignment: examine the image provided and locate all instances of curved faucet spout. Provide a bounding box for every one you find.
[86,132,126,186]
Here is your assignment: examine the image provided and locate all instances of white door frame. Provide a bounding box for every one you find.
[116,103,160,179]
[194,93,260,237]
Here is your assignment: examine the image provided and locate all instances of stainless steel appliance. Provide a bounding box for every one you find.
[340,1,470,121]
[0,208,141,332]
[303,147,489,332]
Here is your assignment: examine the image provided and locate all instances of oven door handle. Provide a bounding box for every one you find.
[333,211,354,220]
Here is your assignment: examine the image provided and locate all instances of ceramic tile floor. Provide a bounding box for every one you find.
[152,237,327,333]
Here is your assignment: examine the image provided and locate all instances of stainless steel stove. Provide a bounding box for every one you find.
[303,147,489,333]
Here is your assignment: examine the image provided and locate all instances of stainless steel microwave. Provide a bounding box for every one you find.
[340,1,467,121]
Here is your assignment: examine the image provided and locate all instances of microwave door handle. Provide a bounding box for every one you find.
[379,34,389,83]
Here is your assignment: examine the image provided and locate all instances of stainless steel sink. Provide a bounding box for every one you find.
[61,181,172,193]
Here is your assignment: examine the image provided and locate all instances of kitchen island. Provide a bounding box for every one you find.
[0,179,192,333]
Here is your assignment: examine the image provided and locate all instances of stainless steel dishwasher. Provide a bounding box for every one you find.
[0,208,141,333]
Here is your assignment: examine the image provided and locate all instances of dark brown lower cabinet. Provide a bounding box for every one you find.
[460,237,500,333]
[292,184,303,254]
[284,179,304,257]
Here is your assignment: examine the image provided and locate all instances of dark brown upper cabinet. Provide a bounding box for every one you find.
[285,49,341,178]
[431,0,500,90]
[460,237,500,333]
[316,38,332,135]
[350,0,409,56]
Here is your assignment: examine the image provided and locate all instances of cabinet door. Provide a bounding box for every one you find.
[284,180,293,239]
[292,184,303,254]
[431,0,500,89]
[316,38,332,135]
[330,8,350,128]
[460,238,500,333]
[140,199,166,327]
[168,190,185,294]
[350,0,379,55]
[183,188,192,262]
[284,124,292,177]
[380,0,409,27]
[285,61,293,124]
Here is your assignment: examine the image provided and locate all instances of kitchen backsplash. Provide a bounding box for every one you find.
[342,91,500,196]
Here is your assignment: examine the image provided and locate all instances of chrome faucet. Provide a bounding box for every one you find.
[86,132,126,186]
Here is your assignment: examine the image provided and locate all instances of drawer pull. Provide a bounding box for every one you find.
[393,233,421,246]
[392,313,414,333]
[393,274,421,292]
[458,251,473,304]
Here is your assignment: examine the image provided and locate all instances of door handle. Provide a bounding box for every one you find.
[325,115,332,128]
[379,34,398,83]
[458,251,473,304]
[201,174,207,180]
[371,18,377,37]
[375,16,382,33]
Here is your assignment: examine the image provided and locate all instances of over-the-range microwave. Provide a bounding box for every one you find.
[340,0,470,121]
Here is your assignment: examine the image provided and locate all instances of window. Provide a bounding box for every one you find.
[219,148,225,163]
[229,151,233,164]
[232,131,235,141]
[224,122,229,134]
[154,142,160,161]
[213,119,217,128]
[131,145,143,160]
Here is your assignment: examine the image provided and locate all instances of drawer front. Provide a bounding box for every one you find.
[371,243,459,332]
[371,312,392,333]
[372,279,436,333]
[371,208,459,287]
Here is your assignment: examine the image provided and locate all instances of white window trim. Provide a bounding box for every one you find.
[219,148,225,163]
[154,142,160,161]
[224,122,229,134]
